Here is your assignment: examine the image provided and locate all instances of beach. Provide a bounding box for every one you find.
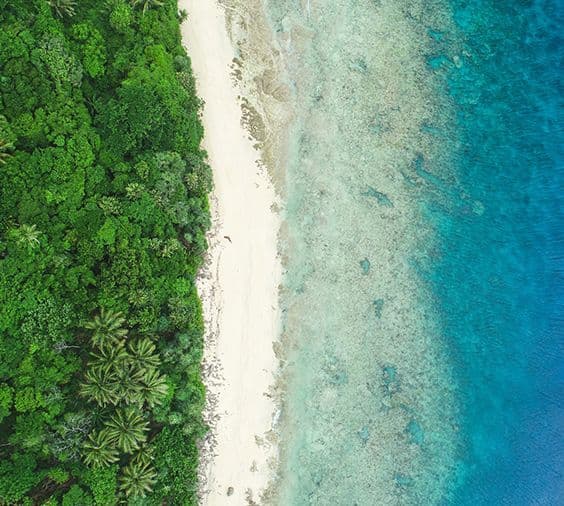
[179,1,282,504]
[179,1,564,504]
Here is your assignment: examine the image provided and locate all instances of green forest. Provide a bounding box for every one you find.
[0,0,211,503]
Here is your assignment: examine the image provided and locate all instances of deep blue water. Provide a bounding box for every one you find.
[424,1,564,503]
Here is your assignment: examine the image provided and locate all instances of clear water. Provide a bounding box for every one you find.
[267,0,564,504]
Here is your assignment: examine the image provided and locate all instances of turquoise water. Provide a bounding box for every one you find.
[268,0,563,504]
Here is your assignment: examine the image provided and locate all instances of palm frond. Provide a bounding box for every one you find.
[104,408,149,454]
[82,429,119,467]
[119,460,157,497]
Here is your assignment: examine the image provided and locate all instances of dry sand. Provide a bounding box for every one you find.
[179,1,282,504]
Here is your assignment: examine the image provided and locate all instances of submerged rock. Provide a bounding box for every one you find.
[324,354,348,386]
[329,370,348,386]
[427,28,444,41]
[406,419,425,445]
[357,426,370,444]
[394,473,414,488]
[373,298,384,319]
[360,257,371,274]
[349,58,368,74]
[362,186,393,207]
[427,54,451,70]
[382,364,400,396]
[421,123,443,136]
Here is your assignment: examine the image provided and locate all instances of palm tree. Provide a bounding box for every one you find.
[104,408,149,454]
[85,309,127,347]
[80,366,120,407]
[130,0,164,15]
[119,461,157,498]
[47,0,77,18]
[0,139,13,165]
[127,338,160,370]
[114,362,145,405]
[90,343,130,373]
[139,368,168,408]
[82,429,119,468]
[12,224,41,250]
[131,443,154,467]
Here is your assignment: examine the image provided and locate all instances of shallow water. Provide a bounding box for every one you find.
[268,0,563,504]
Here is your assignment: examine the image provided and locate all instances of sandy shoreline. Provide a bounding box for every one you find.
[179,2,282,504]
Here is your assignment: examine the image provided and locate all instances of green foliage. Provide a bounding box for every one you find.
[0,384,14,422]
[83,465,118,506]
[0,453,40,503]
[109,1,133,33]
[46,467,69,484]
[62,485,93,506]
[33,36,83,87]
[70,24,107,78]
[0,0,209,503]
[151,428,199,504]
[14,387,43,413]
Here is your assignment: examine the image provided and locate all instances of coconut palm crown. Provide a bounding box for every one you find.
[104,408,149,454]
[12,224,41,250]
[127,337,161,370]
[47,0,77,18]
[0,139,14,165]
[82,429,119,468]
[90,343,129,373]
[79,366,119,407]
[130,0,163,15]
[85,308,127,347]
[139,368,168,408]
[119,460,157,498]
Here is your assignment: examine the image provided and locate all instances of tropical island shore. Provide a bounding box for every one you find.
[180,1,282,503]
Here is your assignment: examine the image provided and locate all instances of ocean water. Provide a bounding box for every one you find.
[267,0,563,505]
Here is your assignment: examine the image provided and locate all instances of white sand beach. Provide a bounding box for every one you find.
[179,2,281,504]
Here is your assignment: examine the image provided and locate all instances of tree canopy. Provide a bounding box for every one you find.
[0,1,210,503]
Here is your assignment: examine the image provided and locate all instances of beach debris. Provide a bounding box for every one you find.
[227,486,234,496]
[245,488,258,505]
[362,186,393,207]
[360,257,371,274]
[373,298,384,319]
[223,235,232,243]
